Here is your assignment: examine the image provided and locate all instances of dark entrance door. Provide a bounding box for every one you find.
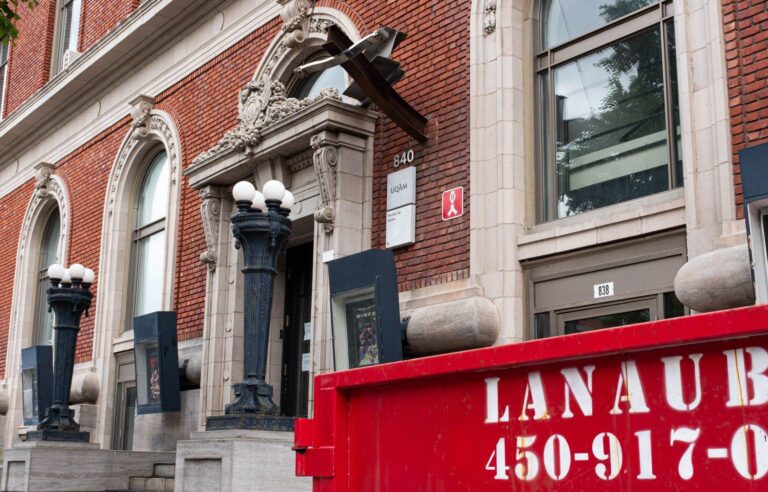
[280,243,313,417]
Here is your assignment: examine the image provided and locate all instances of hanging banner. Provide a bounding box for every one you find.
[295,306,768,491]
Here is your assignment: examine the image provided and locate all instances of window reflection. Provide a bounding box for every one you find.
[544,0,657,48]
[293,65,347,100]
[553,28,672,217]
[35,211,61,345]
[132,152,169,320]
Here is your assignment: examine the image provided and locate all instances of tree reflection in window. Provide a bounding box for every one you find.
[538,0,681,220]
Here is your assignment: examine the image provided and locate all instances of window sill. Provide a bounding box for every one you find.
[519,188,686,261]
[113,330,135,353]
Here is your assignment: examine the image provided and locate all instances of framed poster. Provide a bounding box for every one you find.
[133,311,180,414]
[328,250,403,370]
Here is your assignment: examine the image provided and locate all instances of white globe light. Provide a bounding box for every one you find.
[83,268,95,284]
[262,180,286,201]
[61,268,72,284]
[47,263,65,281]
[69,263,86,280]
[232,181,256,202]
[251,190,267,211]
[281,190,295,211]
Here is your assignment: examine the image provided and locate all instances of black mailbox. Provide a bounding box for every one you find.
[133,311,180,414]
[327,249,403,370]
[21,345,53,426]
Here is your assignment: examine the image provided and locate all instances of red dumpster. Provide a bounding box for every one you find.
[295,305,768,490]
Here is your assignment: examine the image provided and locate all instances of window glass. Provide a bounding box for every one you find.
[54,0,81,73]
[136,152,169,228]
[554,28,671,217]
[663,291,685,319]
[534,313,551,339]
[293,65,346,100]
[0,44,8,116]
[35,211,61,345]
[543,0,657,48]
[132,151,169,320]
[762,213,768,269]
[133,230,165,317]
[564,308,650,334]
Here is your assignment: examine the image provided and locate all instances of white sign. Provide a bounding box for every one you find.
[387,167,417,211]
[303,322,312,342]
[301,353,311,372]
[593,282,615,299]
[386,205,416,249]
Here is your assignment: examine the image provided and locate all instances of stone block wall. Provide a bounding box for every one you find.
[723,0,768,218]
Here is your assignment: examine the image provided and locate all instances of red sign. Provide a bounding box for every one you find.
[442,187,464,221]
[295,306,768,491]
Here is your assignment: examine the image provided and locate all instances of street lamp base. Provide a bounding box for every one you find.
[26,429,90,443]
[205,414,295,432]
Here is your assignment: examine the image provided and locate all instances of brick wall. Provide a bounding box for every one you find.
[3,0,55,117]
[0,0,473,368]
[55,119,128,363]
[154,19,282,341]
[337,0,472,292]
[79,0,139,52]
[723,0,768,218]
[0,183,35,378]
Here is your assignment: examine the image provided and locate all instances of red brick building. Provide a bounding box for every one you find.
[0,0,763,473]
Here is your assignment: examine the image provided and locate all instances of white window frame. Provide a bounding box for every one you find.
[0,43,9,120]
[51,0,82,75]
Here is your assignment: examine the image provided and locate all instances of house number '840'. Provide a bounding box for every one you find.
[394,149,415,168]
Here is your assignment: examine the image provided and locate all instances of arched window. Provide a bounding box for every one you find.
[129,151,169,321]
[291,64,347,99]
[536,0,681,221]
[34,210,61,345]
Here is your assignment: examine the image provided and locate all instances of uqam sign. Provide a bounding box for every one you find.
[294,306,768,491]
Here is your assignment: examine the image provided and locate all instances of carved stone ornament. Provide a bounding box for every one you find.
[483,0,497,35]
[19,170,70,259]
[34,162,55,192]
[108,112,180,216]
[311,134,338,233]
[199,186,223,272]
[279,0,316,48]
[193,76,341,164]
[129,95,156,140]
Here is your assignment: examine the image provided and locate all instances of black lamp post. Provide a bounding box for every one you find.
[207,179,295,432]
[27,263,94,442]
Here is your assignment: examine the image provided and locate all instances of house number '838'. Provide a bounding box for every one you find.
[394,149,415,168]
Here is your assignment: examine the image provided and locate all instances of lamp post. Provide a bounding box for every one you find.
[27,263,94,442]
[207,179,295,431]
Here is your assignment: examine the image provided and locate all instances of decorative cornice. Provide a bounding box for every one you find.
[34,162,55,191]
[311,133,338,233]
[285,149,315,173]
[199,186,223,272]
[129,95,156,140]
[278,0,316,47]
[193,75,340,164]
